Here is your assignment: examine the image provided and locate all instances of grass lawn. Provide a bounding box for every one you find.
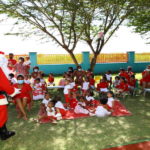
[0,74,150,150]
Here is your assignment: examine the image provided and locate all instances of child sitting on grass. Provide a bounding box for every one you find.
[97,76,109,93]
[48,73,55,86]
[38,93,52,120]
[53,96,67,120]
[95,97,111,117]
[115,77,129,97]
[74,96,94,116]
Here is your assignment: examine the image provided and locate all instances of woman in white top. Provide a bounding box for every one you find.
[107,91,115,108]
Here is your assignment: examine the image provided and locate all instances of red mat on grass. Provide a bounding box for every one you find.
[103,141,150,150]
[39,101,132,123]
[40,109,90,123]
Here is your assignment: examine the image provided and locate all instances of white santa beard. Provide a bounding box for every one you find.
[0,65,11,78]
[0,55,11,78]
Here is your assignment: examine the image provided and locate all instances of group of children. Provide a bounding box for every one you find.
[37,90,116,123]
[8,64,150,122]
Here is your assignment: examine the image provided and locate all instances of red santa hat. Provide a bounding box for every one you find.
[0,51,11,78]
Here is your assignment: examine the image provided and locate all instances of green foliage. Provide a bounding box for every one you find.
[128,0,150,36]
[0,0,137,69]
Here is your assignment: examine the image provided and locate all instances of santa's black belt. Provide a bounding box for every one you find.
[0,91,8,98]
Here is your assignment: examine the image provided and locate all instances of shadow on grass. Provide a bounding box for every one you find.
[0,95,150,150]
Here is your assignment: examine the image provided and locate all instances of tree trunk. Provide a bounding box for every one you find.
[69,51,79,67]
[90,53,98,71]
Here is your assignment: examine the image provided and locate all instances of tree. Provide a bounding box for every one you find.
[79,0,136,70]
[0,0,136,70]
[0,0,85,66]
[128,0,150,41]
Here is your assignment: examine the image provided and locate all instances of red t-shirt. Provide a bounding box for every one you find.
[89,78,95,86]
[117,81,128,91]
[97,82,108,90]
[8,59,17,70]
[119,72,130,80]
[48,76,54,83]
[128,79,136,87]
[13,83,32,101]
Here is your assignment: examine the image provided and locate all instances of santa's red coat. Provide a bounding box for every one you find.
[0,67,16,127]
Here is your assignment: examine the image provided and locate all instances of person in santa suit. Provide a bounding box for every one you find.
[0,51,20,140]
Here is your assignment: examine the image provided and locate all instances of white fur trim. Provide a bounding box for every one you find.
[10,88,21,97]
[0,98,8,105]
[0,54,10,78]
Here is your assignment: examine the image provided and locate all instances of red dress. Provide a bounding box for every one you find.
[116,81,129,91]
[142,70,150,82]
[13,83,32,103]
[48,76,54,83]
[97,82,108,91]
[8,59,17,70]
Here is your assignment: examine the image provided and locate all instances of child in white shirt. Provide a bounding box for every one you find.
[82,78,90,96]
[107,91,115,108]
[38,93,51,119]
[53,96,67,120]
[9,73,17,84]
[74,96,95,116]
[95,98,111,117]
[63,80,71,108]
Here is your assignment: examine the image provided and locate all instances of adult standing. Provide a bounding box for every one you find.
[14,57,29,76]
[73,66,85,86]
[141,65,150,89]
[8,53,17,72]
[0,51,20,140]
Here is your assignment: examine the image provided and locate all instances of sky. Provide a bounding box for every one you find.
[0,18,150,55]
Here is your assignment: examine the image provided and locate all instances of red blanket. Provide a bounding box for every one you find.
[39,101,132,123]
[112,101,132,117]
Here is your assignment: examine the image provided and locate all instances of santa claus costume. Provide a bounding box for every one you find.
[0,51,20,140]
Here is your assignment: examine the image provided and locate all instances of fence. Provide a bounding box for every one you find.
[90,53,128,63]
[37,53,128,64]
[37,54,82,64]
[135,53,150,62]
[29,51,150,74]
[6,54,28,60]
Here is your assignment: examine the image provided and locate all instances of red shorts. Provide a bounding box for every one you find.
[0,105,8,127]
[64,94,70,103]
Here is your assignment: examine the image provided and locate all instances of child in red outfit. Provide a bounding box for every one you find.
[128,75,137,93]
[89,75,95,89]
[48,73,55,86]
[70,93,78,109]
[115,77,129,94]
[119,68,130,81]
[141,65,150,89]
[97,76,109,93]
